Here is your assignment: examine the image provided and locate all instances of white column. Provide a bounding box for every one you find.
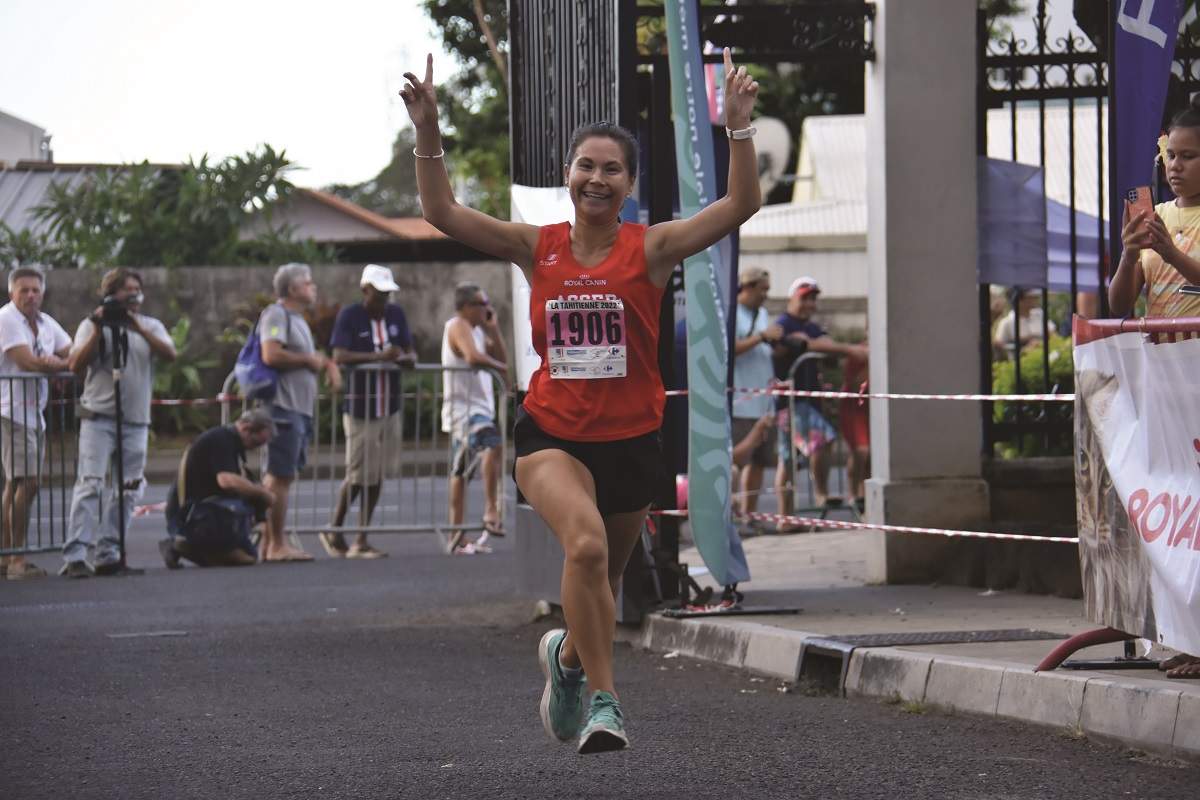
[864,0,988,582]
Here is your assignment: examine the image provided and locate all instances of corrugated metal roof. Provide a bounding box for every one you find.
[786,106,1107,213]
[0,162,189,238]
[749,104,1107,248]
[791,115,866,202]
[0,163,101,236]
[742,198,866,251]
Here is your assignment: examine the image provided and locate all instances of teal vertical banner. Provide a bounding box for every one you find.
[664,0,749,587]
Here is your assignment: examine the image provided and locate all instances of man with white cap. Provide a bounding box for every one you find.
[319,264,416,559]
[773,277,869,517]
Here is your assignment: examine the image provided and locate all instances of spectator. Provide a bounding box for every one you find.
[773,277,868,513]
[441,281,508,555]
[259,263,342,562]
[838,328,870,515]
[319,265,416,560]
[0,267,71,580]
[731,267,784,528]
[993,288,1056,359]
[1109,97,1200,678]
[61,269,177,578]
[159,408,276,568]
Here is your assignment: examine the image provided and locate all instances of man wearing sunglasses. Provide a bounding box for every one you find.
[441,281,509,554]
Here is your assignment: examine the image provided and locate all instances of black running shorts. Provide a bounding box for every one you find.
[513,405,662,517]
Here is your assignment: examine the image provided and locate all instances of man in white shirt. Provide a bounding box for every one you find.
[993,288,1057,359]
[0,267,71,580]
[441,282,508,554]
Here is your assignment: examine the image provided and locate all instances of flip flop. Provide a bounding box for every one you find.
[346,544,388,559]
[263,550,314,563]
[318,531,348,558]
[481,517,507,537]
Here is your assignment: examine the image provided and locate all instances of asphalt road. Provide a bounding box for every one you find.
[1,486,1195,799]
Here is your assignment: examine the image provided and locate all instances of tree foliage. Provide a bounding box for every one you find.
[333,0,1032,214]
[329,0,510,219]
[6,145,334,270]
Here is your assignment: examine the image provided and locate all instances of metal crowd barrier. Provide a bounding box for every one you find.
[221,363,509,545]
[0,371,79,557]
[780,352,860,523]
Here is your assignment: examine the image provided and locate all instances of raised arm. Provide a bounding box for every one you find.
[644,48,762,283]
[400,55,539,270]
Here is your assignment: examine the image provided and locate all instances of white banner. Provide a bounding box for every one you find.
[1073,317,1200,654]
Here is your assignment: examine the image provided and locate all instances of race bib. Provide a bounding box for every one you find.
[545,299,627,379]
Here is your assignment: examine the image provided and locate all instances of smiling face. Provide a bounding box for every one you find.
[787,291,819,321]
[563,136,634,224]
[1165,125,1200,205]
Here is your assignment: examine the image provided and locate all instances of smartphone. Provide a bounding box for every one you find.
[486,308,494,322]
[1126,186,1153,234]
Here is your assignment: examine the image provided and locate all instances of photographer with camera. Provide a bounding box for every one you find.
[159,408,276,568]
[61,268,176,578]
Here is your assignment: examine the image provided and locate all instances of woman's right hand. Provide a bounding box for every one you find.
[400,53,438,129]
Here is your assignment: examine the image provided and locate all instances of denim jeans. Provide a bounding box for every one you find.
[62,417,148,566]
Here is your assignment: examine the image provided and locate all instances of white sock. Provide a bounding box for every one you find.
[557,640,584,679]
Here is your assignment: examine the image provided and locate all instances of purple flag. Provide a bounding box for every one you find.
[1113,1,1183,230]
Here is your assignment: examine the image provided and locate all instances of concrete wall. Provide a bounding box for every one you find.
[34,261,513,396]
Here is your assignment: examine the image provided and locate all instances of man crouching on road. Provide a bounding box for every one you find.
[159,408,276,568]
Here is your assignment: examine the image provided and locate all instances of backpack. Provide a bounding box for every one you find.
[234,304,290,401]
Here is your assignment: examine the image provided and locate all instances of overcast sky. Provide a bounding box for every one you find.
[0,0,451,188]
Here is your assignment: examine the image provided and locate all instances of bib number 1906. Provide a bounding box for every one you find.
[548,310,623,346]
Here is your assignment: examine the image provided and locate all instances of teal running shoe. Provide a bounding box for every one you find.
[577,690,629,754]
[538,628,586,743]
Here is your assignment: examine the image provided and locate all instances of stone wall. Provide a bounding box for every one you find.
[35,261,513,396]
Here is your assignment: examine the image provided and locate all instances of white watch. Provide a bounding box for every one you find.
[726,126,757,140]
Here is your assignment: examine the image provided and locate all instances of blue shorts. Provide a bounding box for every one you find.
[777,401,836,466]
[266,405,314,479]
[450,413,501,479]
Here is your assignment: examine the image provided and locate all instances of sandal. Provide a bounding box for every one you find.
[481,516,507,537]
[318,531,348,559]
[346,544,388,559]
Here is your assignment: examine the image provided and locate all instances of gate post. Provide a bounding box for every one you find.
[864,0,990,582]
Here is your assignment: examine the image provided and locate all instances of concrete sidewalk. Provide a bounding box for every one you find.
[618,528,1200,764]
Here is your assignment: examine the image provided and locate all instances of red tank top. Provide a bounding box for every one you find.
[523,221,667,442]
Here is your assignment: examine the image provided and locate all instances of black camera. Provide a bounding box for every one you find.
[98,295,134,324]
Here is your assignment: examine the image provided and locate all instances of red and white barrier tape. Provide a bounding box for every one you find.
[650,509,1078,543]
[665,387,1073,402]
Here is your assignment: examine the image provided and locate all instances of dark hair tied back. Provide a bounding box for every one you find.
[565,121,639,177]
[1168,94,1200,135]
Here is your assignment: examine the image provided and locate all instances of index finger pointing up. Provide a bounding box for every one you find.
[425,52,434,83]
[723,46,733,75]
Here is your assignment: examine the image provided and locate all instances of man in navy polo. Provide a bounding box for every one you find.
[319,265,416,559]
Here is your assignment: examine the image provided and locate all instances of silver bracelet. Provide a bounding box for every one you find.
[413,148,445,159]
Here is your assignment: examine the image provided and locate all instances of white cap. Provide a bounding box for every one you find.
[788,276,820,297]
[360,264,400,293]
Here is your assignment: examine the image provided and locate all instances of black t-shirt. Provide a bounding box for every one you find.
[165,425,245,521]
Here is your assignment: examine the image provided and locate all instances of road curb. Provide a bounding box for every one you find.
[620,613,1200,765]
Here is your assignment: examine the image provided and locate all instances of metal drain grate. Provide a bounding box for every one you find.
[820,629,1066,647]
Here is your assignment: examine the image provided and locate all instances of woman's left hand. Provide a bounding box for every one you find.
[1144,212,1179,260]
[722,47,759,129]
